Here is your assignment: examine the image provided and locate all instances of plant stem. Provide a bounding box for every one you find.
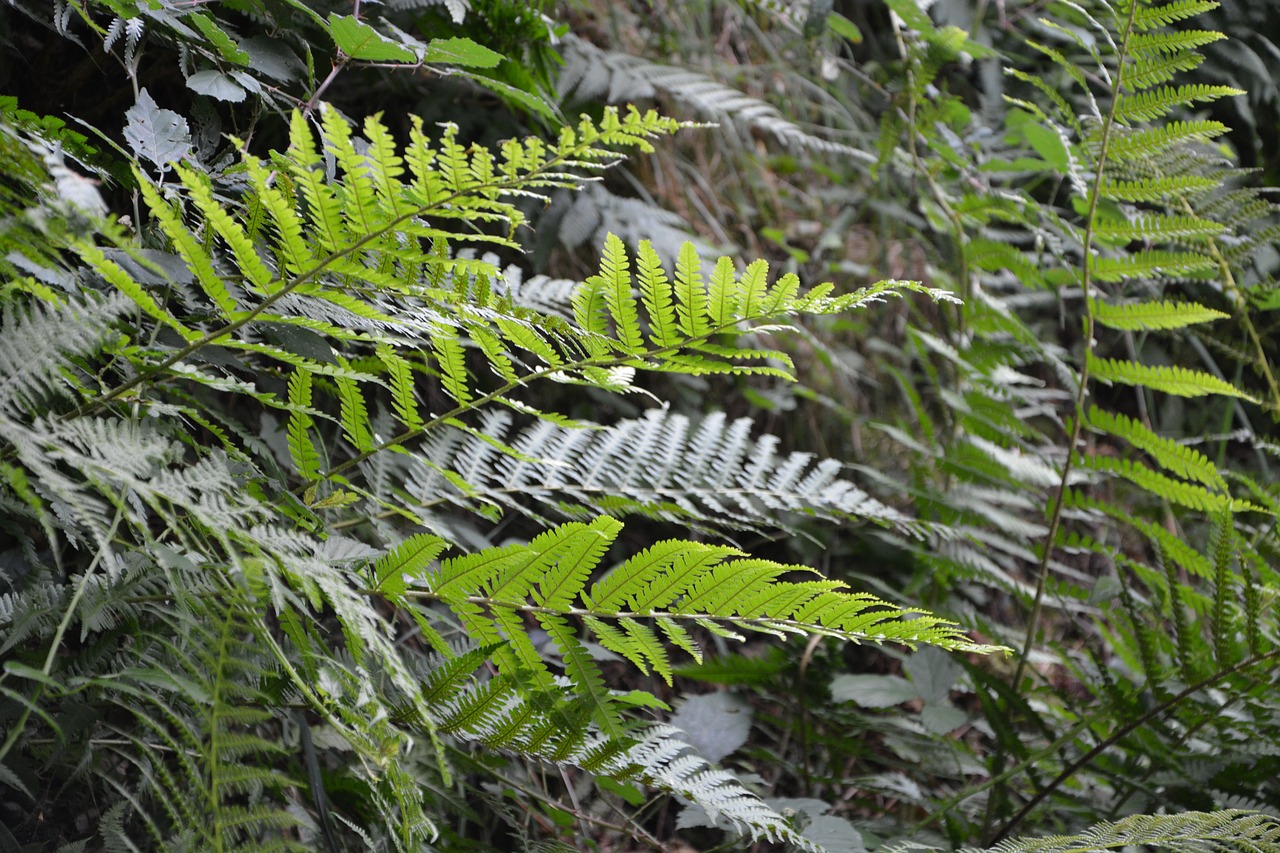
[989,647,1280,843]
[984,0,1142,838]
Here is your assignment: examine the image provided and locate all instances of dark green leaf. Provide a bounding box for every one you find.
[327,14,418,62]
[423,37,504,68]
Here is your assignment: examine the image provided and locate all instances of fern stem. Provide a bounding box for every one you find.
[1180,196,1280,418]
[988,0,1144,838]
[988,645,1280,844]
[1009,0,1142,696]
[383,591,991,651]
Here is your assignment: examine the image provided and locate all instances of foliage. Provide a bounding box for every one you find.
[553,0,1280,849]
[0,3,993,850]
[4,0,1280,851]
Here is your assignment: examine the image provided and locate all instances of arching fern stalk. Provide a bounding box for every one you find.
[0,105,999,850]
[874,0,1280,843]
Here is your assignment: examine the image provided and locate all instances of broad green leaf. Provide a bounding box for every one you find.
[423,37,503,68]
[905,646,963,704]
[827,12,863,43]
[670,692,751,763]
[327,14,417,62]
[186,70,247,103]
[829,673,919,707]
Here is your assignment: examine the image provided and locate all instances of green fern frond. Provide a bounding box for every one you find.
[1103,119,1230,161]
[1124,49,1206,91]
[78,243,196,340]
[1086,406,1227,488]
[334,375,375,453]
[378,344,424,432]
[1209,512,1237,666]
[1130,0,1222,32]
[1092,213,1224,242]
[1091,298,1228,330]
[597,233,644,350]
[1113,83,1243,124]
[400,516,1000,698]
[1098,174,1217,201]
[1128,29,1225,57]
[1078,454,1254,513]
[1088,355,1257,400]
[135,174,239,319]
[286,368,322,482]
[1088,248,1214,281]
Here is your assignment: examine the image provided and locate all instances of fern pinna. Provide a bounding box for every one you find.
[871,0,1280,844]
[0,100,999,850]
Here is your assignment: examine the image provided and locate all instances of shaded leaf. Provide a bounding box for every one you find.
[123,89,191,168]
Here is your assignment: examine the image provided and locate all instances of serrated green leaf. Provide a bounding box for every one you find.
[1092,299,1229,331]
[423,37,503,68]
[286,368,322,481]
[327,14,417,62]
[1089,355,1258,401]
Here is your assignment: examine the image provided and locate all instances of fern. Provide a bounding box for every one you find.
[1090,298,1228,330]
[860,0,1280,846]
[965,810,1280,852]
[1088,355,1259,400]
[362,514,999,787]
[557,34,870,158]
[0,71,999,850]
[13,0,1280,848]
[401,407,925,537]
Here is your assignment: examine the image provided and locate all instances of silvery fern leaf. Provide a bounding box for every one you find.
[0,296,125,417]
[399,407,928,538]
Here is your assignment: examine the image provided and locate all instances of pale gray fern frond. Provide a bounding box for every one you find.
[552,183,718,268]
[0,578,65,653]
[396,407,926,539]
[438,691,820,851]
[0,296,125,416]
[619,725,819,850]
[492,261,582,321]
[558,35,872,161]
[7,417,265,554]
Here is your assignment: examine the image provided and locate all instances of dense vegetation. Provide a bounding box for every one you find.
[2,0,1279,850]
